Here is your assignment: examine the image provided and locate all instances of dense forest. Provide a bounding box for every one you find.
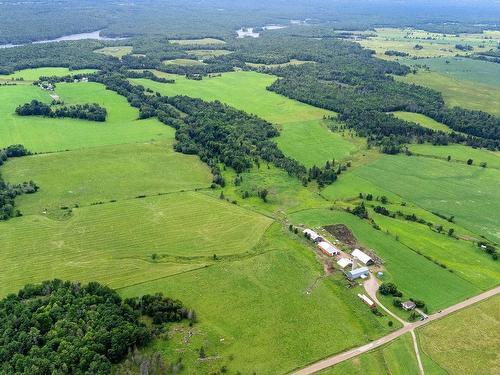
[16,100,107,122]
[0,280,192,374]
[0,145,37,221]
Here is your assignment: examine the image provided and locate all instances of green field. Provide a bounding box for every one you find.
[418,295,500,375]
[246,59,314,68]
[186,49,233,59]
[94,46,133,58]
[120,224,394,374]
[397,71,500,116]
[133,71,334,124]
[0,67,97,81]
[169,38,226,45]
[0,83,171,152]
[324,154,500,243]
[276,119,358,167]
[2,140,212,217]
[162,58,206,66]
[409,144,500,169]
[391,111,453,133]
[320,333,419,374]
[289,209,480,312]
[0,192,273,295]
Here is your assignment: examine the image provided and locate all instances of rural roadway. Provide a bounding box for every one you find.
[291,284,500,375]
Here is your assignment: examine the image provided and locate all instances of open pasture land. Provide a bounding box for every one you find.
[169,38,226,45]
[391,111,453,133]
[93,46,133,58]
[133,71,334,124]
[246,59,314,69]
[397,71,500,116]
[162,58,206,66]
[319,333,419,375]
[329,154,500,243]
[359,28,498,59]
[0,82,172,152]
[0,67,97,81]
[186,49,233,58]
[120,224,394,374]
[0,192,273,295]
[289,209,480,312]
[418,294,500,375]
[408,144,500,169]
[2,140,212,216]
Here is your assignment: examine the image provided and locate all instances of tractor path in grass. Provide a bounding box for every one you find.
[291,285,500,374]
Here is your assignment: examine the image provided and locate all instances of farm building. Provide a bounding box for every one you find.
[337,258,352,269]
[352,249,373,265]
[402,301,416,311]
[357,294,376,308]
[318,241,340,256]
[303,229,322,242]
[347,266,369,280]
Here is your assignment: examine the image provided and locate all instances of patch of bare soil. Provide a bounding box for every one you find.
[323,224,358,247]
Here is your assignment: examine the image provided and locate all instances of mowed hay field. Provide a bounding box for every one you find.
[169,38,226,45]
[2,140,212,216]
[94,46,133,58]
[408,144,500,169]
[0,82,171,152]
[120,224,395,374]
[0,192,273,295]
[396,71,500,116]
[418,295,500,375]
[289,209,481,312]
[324,154,500,243]
[391,111,453,133]
[319,333,419,375]
[0,67,97,81]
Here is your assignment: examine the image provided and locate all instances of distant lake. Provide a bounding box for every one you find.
[0,30,126,49]
[236,25,287,38]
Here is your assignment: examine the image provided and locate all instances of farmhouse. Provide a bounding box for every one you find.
[347,266,369,280]
[357,293,376,308]
[352,249,373,266]
[303,228,322,242]
[318,241,340,256]
[402,301,416,311]
[337,258,352,269]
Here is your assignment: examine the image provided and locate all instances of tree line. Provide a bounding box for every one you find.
[16,100,107,122]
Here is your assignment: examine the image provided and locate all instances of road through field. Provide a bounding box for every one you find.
[291,285,500,374]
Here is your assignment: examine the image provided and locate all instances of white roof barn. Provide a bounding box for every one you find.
[347,266,369,280]
[337,258,352,269]
[303,229,321,241]
[352,249,373,265]
[318,241,340,256]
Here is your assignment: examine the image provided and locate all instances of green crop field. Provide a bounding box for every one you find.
[94,46,133,58]
[409,144,500,169]
[391,111,453,133]
[186,49,233,58]
[163,58,206,66]
[120,224,394,374]
[132,71,334,124]
[0,192,273,295]
[2,140,212,217]
[319,333,419,375]
[169,38,226,45]
[418,295,500,375]
[323,154,500,243]
[289,209,480,312]
[275,119,358,167]
[0,83,172,152]
[0,67,97,81]
[397,71,500,116]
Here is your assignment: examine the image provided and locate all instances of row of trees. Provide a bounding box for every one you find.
[16,100,107,122]
[0,279,192,374]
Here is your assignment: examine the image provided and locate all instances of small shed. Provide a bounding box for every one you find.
[318,241,340,256]
[352,249,373,265]
[347,266,369,280]
[357,293,376,308]
[303,229,321,242]
[337,258,352,269]
[402,301,416,311]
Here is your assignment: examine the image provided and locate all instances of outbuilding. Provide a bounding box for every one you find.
[402,301,416,311]
[357,293,376,308]
[318,241,340,256]
[347,266,369,280]
[337,258,352,269]
[352,249,373,266]
[303,229,321,242]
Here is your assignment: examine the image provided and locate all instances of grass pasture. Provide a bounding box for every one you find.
[408,144,500,169]
[418,295,500,375]
[132,71,334,124]
[320,333,419,375]
[391,111,453,133]
[94,46,133,58]
[246,59,314,68]
[2,140,212,217]
[120,224,394,374]
[289,209,480,312]
[0,192,273,295]
[162,58,206,66]
[169,38,226,45]
[186,49,233,59]
[0,67,97,82]
[0,82,172,152]
[397,71,500,116]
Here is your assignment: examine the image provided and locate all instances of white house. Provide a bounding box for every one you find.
[352,249,373,265]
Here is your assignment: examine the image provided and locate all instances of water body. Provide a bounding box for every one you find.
[236,25,287,38]
[0,30,125,49]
